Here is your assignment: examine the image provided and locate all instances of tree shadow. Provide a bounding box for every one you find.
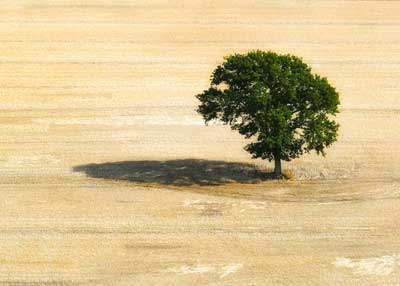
[73,159,276,186]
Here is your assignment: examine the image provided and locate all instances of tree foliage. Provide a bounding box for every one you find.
[196,50,340,175]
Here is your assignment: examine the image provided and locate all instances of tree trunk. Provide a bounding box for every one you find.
[274,156,282,178]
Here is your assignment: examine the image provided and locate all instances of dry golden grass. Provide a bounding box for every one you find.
[1,1,400,285]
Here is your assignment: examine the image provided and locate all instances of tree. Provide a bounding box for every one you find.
[196,50,340,178]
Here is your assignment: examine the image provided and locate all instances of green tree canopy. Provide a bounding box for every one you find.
[196,50,340,178]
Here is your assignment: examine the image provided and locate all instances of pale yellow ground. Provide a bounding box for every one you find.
[1,1,400,285]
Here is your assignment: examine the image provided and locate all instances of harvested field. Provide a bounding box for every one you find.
[1,1,400,285]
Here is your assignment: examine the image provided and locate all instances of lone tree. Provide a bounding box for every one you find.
[196,50,340,178]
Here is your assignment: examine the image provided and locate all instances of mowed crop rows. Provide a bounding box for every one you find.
[0,1,400,285]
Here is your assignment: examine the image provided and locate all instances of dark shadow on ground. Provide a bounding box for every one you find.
[73,159,276,186]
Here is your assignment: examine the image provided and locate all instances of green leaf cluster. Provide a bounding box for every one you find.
[196,50,340,162]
